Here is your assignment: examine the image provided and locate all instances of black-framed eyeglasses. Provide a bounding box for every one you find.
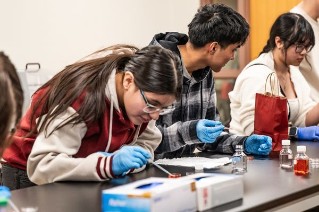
[140,89,175,115]
[295,44,313,54]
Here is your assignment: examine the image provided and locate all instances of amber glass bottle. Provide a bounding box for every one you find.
[294,146,309,176]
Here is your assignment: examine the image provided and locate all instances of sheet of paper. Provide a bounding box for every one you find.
[155,157,231,169]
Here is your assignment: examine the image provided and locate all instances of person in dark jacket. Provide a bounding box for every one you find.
[150,4,272,159]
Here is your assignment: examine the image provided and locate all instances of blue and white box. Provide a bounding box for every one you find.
[180,173,243,211]
[102,177,197,212]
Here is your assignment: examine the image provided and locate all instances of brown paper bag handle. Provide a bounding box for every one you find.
[265,72,280,96]
[246,63,280,96]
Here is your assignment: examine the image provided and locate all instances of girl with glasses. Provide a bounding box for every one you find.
[1,45,182,190]
[229,13,319,141]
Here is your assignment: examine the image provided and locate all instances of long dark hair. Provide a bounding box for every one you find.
[0,52,24,156]
[0,52,24,124]
[260,12,315,55]
[188,3,250,48]
[31,44,182,136]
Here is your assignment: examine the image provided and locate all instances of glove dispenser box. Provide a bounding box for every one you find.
[102,177,197,212]
[180,173,244,211]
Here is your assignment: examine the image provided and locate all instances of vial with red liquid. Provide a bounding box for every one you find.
[294,146,309,176]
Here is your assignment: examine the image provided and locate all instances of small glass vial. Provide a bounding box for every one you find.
[279,139,293,169]
[294,146,309,176]
[232,145,247,174]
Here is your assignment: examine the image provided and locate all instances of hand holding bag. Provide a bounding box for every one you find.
[254,72,288,153]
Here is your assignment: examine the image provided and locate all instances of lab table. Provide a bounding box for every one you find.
[10,141,319,211]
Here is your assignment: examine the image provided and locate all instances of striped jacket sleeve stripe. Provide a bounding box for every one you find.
[96,156,114,179]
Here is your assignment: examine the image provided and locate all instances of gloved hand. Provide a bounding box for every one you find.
[244,134,272,155]
[112,146,151,176]
[297,126,319,141]
[196,119,224,143]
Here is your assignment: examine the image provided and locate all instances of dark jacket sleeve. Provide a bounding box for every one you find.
[199,133,248,154]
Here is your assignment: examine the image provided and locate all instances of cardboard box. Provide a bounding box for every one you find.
[180,173,243,211]
[102,177,197,212]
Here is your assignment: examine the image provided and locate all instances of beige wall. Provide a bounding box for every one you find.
[0,0,199,75]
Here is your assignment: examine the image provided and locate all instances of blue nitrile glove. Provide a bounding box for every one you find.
[112,146,151,176]
[244,134,272,155]
[297,126,319,141]
[196,119,224,143]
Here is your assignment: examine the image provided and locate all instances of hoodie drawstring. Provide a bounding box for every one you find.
[105,100,113,152]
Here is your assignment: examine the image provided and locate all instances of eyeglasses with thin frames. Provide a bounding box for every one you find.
[140,89,175,115]
[295,44,312,54]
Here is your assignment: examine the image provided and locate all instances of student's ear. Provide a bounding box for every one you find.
[122,71,135,90]
[275,36,284,50]
[208,42,219,55]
